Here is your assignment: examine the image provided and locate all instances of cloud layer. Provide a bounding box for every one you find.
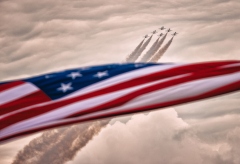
[69,108,240,164]
[1,0,240,80]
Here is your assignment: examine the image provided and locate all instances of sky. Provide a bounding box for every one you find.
[0,0,240,163]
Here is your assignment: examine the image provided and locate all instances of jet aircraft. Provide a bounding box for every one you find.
[159,26,166,30]
[151,30,157,34]
[166,28,172,32]
[158,33,164,37]
[172,32,178,36]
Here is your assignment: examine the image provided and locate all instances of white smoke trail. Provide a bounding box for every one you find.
[139,33,167,63]
[12,120,110,164]
[153,33,167,54]
[35,120,109,164]
[148,37,174,62]
[127,35,153,62]
[12,127,68,164]
[130,35,153,62]
[126,39,145,62]
[139,37,160,62]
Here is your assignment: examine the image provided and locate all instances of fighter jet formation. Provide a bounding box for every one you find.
[144,27,178,39]
[126,26,178,62]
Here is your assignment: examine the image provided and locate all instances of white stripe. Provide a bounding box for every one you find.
[0,83,39,105]
[0,64,181,118]
[220,63,240,68]
[2,70,239,139]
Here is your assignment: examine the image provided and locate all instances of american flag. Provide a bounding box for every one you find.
[0,61,240,143]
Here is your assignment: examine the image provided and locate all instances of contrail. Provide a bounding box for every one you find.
[148,37,174,62]
[12,127,68,164]
[35,120,109,164]
[132,35,153,62]
[139,33,167,63]
[125,39,145,62]
[12,120,109,164]
[139,37,160,62]
[153,33,168,55]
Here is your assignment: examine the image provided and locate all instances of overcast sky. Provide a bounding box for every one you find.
[0,0,240,163]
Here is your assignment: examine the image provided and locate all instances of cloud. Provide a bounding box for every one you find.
[1,0,240,81]
[69,108,240,164]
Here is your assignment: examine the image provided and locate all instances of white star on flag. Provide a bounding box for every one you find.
[94,71,108,78]
[45,75,54,79]
[57,83,73,93]
[67,72,82,79]
[134,63,145,67]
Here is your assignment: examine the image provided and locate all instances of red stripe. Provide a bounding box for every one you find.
[0,91,51,116]
[1,80,239,143]
[0,81,25,92]
[0,65,239,130]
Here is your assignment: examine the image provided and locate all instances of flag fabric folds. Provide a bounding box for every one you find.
[0,61,240,143]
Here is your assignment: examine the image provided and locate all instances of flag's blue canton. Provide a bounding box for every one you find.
[24,63,159,100]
